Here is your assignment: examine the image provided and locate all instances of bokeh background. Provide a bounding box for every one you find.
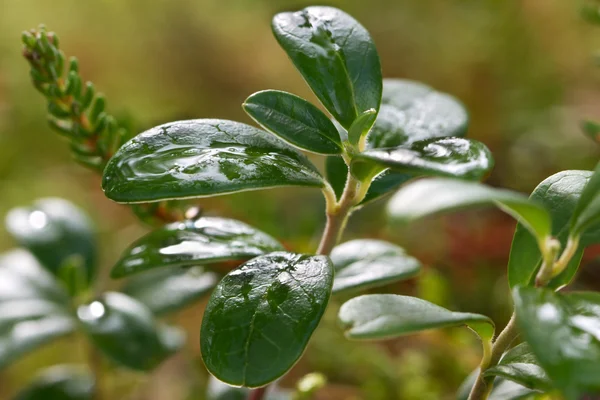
[1,0,600,399]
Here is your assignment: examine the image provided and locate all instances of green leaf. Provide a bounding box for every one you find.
[513,287,600,399]
[13,365,94,400]
[102,119,324,203]
[111,217,284,278]
[201,252,333,388]
[581,120,600,143]
[457,372,543,400]
[348,109,377,146]
[483,343,553,392]
[77,292,184,371]
[206,376,249,400]
[0,250,75,369]
[122,267,218,316]
[508,171,600,288]
[272,6,382,129]
[325,156,347,200]
[243,90,342,155]
[355,137,493,181]
[367,79,469,148]
[5,198,97,287]
[338,294,494,341]
[570,162,600,237]
[387,178,551,241]
[330,240,421,294]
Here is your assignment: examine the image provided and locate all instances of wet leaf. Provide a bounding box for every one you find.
[243,90,342,154]
[508,171,600,288]
[111,217,284,278]
[0,250,75,369]
[513,287,600,399]
[330,240,421,294]
[339,294,494,341]
[13,365,94,400]
[122,267,218,316]
[102,119,324,203]
[272,6,382,129]
[77,292,184,371]
[387,178,551,241]
[5,198,97,287]
[201,252,333,388]
[571,162,600,237]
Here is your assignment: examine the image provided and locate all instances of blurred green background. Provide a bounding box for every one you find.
[1,0,600,399]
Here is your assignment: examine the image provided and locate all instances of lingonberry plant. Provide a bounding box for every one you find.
[10,5,600,400]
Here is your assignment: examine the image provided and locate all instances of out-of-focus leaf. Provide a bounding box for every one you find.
[570,162,600,237]
[13,365,94,400]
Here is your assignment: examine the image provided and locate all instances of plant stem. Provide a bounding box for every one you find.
[248,387,268,400]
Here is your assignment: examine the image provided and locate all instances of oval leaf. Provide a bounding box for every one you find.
[330,239,421,294]
[0,250,75,369]
[339,294,494,341]
[508,171,600,289]
[571,162,600,236]
[243,90,342,155]
[513,287,600,399]
[102,119,323,203]
[122,267,218,316]
[13,365,94,400]
[77,292,184,371]
[272,6,382,129]
[348,109,377,146]
[201,252,333,388]
[5,198,97,287]
[387,178,551,242]
[111,217,284,278]
[355,137,493,181]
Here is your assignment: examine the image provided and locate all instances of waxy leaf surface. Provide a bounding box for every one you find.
[77,292,184,371]
[513,287,600,399]
[102,119,323,203]
[570,162,600,236]
[201,252,333,388]
[14,365,94,400]
[111,217,283,278]
[339,294,494,341]
[243,90,342,154]
[272,6,382,129]
[387,178,551,241]
[330,239,421,294]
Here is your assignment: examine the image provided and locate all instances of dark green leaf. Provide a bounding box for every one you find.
[570,162,600,237]
[5,198,97,287]
[0,250,75,369]
[122,267,218,316]
[360,170,412,205]
[77,292,184,371]
[111,217,284,278]
[355,137,493,181]
[206,376,249,400]
[330,240,421,294]
[325,156,347,200]
[483,343,553,391]
[513,287,600,399]
[367,79,469,148]
[102,119,324,203]
[508,171,600,288]
[272,6,382,129]
[339,294,494,341]
[243,90,342,155]
[348,109,377,146]
[201,252,333,388]
[13,365,94,400]
[387,178,551,242]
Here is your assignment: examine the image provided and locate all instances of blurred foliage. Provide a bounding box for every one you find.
[1,0,600,399]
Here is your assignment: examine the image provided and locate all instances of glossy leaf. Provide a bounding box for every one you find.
[570,162,600,237]
[122,267,218,316]
[13,365,94,400]
[348,109,377,145]
[201,252,333,388]
[387,178,551,241]
[0,250,75,369]
[102,119,324,203]
[272,6,382,129]
[330,239,421,294]
[508,171,600,288]
[513,287,600,399]
[5,198,97,286]
[111,217,283,278]
[355,137,493,181]
[77,292,184,371]
[325,156,347,200]
[483,343,552,391]
[367,79,469,148]
[243,90,342,155]
[339,294,494,341]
